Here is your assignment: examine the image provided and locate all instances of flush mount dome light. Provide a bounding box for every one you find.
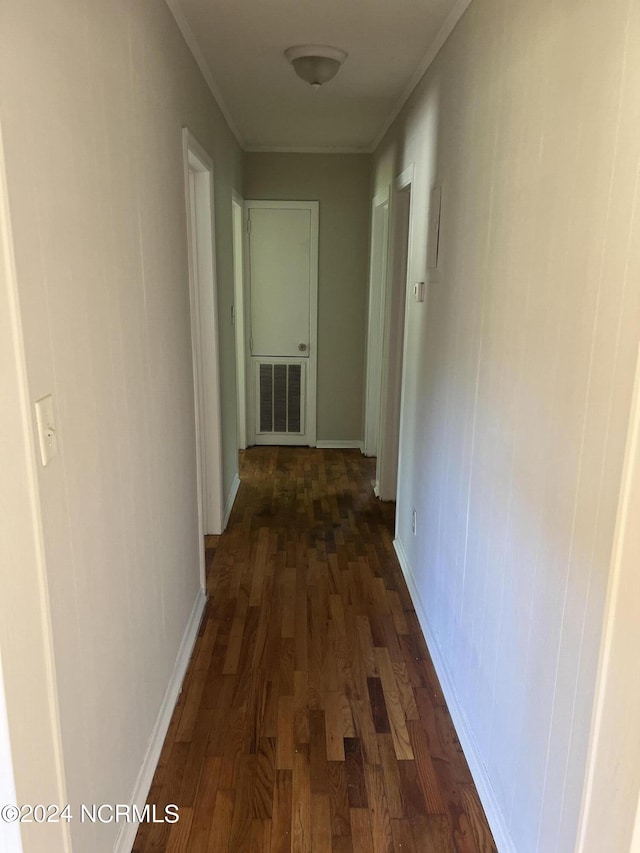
[284,45,347,89]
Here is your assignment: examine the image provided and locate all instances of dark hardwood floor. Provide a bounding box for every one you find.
[134,447,496,852]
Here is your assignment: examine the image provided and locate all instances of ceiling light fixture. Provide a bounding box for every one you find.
[284,45,347,90]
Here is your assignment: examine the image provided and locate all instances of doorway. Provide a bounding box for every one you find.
[376,166,413,501]
[231,191,247,450]
[182,129,224,557]
[364,189,390,458]
[245,200,319,446]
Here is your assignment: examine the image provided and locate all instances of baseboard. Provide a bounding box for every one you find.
[223,473,241,529]
[114,588,207,853]
[315,440,364,450]
[393,538,516,853]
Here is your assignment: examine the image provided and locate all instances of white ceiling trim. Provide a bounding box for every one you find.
[369,0,472,152]
[244,146,370,155]
[164,0,245,148]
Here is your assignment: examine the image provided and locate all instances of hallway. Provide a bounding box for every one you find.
[134,448,496,852]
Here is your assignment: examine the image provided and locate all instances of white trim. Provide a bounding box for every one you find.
[371,190,390,208]
[165,0,244,148]
[390,164,416,525]
[245,200,319,448]
[396,163,415,191]
[243,145,370,155]
[393,538,516,853]
[363,188,391,457]
[376,165,414,503]
[245,202,255,446]
[183,128,225,558]
[231,191,247,450]
[316,440,364,450]
[114,589,207,853]
[576,344,640,853]
[223,474,241,529]
[251,436,314,446]
[370,0,472,151]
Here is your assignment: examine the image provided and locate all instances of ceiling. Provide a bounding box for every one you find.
[166,0,470,152]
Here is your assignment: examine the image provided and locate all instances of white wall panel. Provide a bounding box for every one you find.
[373,0,640,850]
[0,2,242,850]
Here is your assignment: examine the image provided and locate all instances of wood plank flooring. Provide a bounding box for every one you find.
[133,447,497,853]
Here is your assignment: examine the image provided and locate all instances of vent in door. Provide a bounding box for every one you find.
[257,361,305,434]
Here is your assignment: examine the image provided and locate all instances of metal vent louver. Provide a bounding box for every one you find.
[258,362,303,434]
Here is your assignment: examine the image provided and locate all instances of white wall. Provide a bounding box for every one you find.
[0,120,68,853]
[373,0,640,850]
[576,342,640,852]
[0,2,242,850]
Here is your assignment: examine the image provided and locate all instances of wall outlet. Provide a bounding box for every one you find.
[411,507,417,535]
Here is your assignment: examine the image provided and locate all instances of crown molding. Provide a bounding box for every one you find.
[164,0,245,149]
[243,145,371,155]
[369,0,472,152]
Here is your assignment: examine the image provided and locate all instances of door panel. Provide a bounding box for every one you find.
[246,201,318,446]
[250,207,311,358]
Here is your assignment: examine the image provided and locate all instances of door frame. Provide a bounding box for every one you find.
[376,164,414,502]
[576,343,640,853]
[244,199,319,447]
[364,188,391,458]
[231,190,247,450]
[182,128,224,563]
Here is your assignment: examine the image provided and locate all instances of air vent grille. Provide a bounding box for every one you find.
[257,362,304,434]
[259,364,273,432]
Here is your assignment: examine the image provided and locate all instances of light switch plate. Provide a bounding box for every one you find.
[35,394,58,466]
[413,281,425,303]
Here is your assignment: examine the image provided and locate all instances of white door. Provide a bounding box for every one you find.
[246,200,318,446]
